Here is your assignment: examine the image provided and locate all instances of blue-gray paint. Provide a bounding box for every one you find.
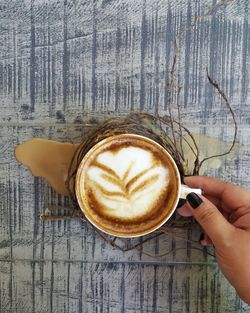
[139,0,147,111]
[30,0,36,112]
[91,0,97,111]
[63,0,69,111]
[115,25,122,111]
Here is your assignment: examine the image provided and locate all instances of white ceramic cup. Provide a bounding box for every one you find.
[75,134,201,237]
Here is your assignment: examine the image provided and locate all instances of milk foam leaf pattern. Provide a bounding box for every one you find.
[92,182,125,199]
[122,160,136,182]
[129,174,159,196]
[91,164,161,202]
[125,165,157,192]
[91,161,120,179]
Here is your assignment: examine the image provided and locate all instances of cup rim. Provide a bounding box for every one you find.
[75,133,181,238]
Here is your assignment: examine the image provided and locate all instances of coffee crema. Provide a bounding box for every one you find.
[76,134,180,237]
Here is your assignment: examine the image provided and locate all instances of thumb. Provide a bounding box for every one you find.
[186,193,235,248]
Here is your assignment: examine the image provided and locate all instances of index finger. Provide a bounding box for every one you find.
[184,176,250,212]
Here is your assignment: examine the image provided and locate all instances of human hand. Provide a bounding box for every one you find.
[178,176,250,305]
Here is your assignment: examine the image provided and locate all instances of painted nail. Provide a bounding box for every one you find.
[186,192,203,209]
[176,198,186,208]
[199,233,204,242]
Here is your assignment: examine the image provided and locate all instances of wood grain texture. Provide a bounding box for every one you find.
[1,0,250,312]
[1,261,244,313]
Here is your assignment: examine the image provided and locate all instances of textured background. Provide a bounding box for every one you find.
[1,0,250,312]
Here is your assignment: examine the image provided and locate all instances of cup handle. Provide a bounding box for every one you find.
[180,184,202,199]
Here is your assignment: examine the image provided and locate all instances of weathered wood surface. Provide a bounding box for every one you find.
[1,0,250,312]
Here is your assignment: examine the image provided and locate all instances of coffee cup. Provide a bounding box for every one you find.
[75,134,201,237]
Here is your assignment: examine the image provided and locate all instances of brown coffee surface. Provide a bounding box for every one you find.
[76,134,180,237]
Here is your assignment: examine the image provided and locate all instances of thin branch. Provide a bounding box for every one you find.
[40,215,80,221]
[167,55,178,154]
[198,69,238,170]
[167,0,234,174]
[176,86,184,158]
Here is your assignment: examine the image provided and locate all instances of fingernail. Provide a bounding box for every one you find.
[176,198,186,208]
[186,192,203,209]
[199,233,204,242]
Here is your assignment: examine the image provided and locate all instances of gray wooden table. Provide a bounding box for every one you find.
[1,0,250,312]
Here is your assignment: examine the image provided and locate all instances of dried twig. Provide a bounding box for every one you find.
[40,215,79,221]
[176,86,184,157]
[168,0,234,175]
[198,69,238,170]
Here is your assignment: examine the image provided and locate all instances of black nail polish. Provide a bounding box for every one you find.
[186,192,203,209]
[199,233,204,242]
[176,198,186,208]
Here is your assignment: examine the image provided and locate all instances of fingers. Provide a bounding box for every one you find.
[177,204,193,216]
[200,232,213,246]
[184,176,227,196]
[177,203,213,246]
[184,176,250,212]
[233,212,250,230]
[186,192,236,248]
[177,198,219,246]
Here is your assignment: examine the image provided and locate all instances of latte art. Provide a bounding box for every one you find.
[86,147,170,219]
[76,134,180,237]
